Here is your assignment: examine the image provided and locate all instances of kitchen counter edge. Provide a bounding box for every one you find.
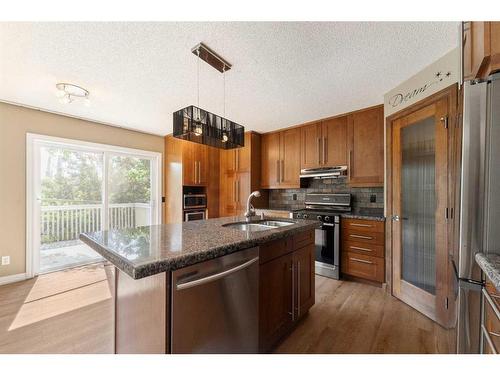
[80,218,320,280]
[475,252,500,291]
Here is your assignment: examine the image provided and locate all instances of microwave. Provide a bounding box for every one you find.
[183,194,207,210]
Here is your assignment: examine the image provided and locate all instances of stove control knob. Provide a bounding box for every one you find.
[317,215,322,221]
[303,214,309,219]
[296,213,302,219]
[324,216,330,222]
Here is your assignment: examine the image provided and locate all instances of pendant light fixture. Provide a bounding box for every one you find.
[173,42,244,149]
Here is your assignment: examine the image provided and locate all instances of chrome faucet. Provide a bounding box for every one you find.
[244,191,261,222]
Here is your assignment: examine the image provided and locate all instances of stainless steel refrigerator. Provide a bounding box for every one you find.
[456,72,500,353]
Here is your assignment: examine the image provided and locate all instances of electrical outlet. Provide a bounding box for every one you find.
[1,256,10,266]
[292,194,297,201]
[370,194,377,203]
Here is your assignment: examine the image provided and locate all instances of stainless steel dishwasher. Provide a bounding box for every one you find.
[171,247,259,353]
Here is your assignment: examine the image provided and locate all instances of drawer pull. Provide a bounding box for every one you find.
[350,223,372,228]
[349,234,373,240]
[483,288,500,321]
[350,245,372,252]
[482,325,498,354]
[349,257,373,265]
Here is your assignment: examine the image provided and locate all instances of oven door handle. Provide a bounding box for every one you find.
[321,223,335,227]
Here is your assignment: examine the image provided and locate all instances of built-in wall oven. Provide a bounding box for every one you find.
[183,193,207,222]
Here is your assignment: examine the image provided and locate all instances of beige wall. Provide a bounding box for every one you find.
[0,102,165,278]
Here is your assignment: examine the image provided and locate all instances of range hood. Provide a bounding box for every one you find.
[299,166,347,188]
[299,166,347,179]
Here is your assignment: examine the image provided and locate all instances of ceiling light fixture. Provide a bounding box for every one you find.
[173,42,244,150]
[55,83,90,106]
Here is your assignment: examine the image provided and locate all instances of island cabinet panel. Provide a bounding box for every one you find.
[259,252,294,353]
[463,21,500,81]
[341,218,385,284]
[259,229,315,352]
[261,129,300,189]
[115,269,168,354]
[347,106,384,187]
[294,243,315,318]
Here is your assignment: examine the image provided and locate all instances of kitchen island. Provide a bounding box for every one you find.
[80,216,319,354]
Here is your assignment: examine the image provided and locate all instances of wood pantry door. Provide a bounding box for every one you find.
[391,98,449,326]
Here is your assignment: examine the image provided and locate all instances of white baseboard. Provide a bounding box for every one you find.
[0,273,27,286]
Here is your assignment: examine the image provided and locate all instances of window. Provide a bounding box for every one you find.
[26,134,162,276]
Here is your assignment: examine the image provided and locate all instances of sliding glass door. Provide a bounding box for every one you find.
[27,134,161,275]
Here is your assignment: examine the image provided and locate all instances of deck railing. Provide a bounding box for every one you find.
[40,203,151,244]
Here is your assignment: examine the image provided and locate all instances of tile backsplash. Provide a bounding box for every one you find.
[268,178,384,211]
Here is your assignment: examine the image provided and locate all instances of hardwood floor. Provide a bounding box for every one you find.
[0,263,114,354]
[0,266,454,354]
[274,275,456,354]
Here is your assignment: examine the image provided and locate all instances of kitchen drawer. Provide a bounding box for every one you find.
[341,251,384,283]
[342,240,384,258]
[483,287,500,353]
[486,280,500,310]
[259,237,294,265]
[341,218,384,233]
[343,229,384,246]
[293,229,314,250]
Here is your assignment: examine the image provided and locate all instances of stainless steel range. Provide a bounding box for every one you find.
[293,193,351,279]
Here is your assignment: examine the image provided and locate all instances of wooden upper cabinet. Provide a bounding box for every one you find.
[322,116,347,167]
[347,106,384,187]
[280,128,301,188]
[262,129,300,189]
[463,21,500,81]
[183,142,208,186]
[261,132,281,188]
[300,122,322,169]
[300,117,347,169]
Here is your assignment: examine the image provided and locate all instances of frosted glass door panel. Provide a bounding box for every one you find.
[401,116,436,295]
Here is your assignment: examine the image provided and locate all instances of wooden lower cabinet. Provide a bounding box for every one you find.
[259,230,315,352]
[482,279,500,354]
[341,218,385,284]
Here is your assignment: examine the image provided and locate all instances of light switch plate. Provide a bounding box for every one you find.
[1,256,10,266]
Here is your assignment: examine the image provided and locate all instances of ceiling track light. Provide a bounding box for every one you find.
[55,83,91,106]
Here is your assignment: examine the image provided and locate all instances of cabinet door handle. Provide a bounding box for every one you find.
[349,234,373,240]
[482,325,498,354]
[318,137,322,165]
[281,160,284,183]
[235,149,239,171]
[237,179,240,203]
[350,257,373,265]
[349,150,353,179]
[323,137,327,164]
[289,262,295,321]
[350,223,372,228]
[276,160,281,183]
[349,245,373,252]
[297,261,301,317]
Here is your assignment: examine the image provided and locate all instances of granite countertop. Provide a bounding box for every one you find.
[475,252,500,291]
[341,208,385,221]
[80,216,319,280]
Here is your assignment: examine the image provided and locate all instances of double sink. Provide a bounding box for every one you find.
[223,220,294,232]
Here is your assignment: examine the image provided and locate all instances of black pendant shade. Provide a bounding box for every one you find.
[173,105,244,149]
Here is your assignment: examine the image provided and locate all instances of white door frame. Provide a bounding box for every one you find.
[26,133,162,278]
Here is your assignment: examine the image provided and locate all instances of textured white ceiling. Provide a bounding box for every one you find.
[0,22,458,135]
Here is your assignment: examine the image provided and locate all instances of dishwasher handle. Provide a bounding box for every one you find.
[176,257,259,291]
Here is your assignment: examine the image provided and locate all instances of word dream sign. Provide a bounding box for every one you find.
[384,48,459,117]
